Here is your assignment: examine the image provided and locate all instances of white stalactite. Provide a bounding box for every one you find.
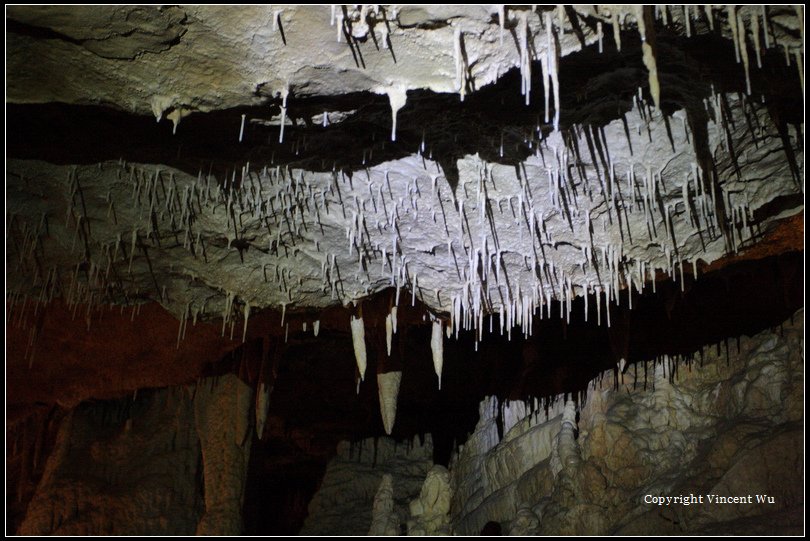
[239,114,246,142]
[751,12,762,69]
[431,319,444,389]
[351,315,367,381]
[540,51,549,123]
[379,21,389,49]
[546,12,560,131]
[738,11,751,94]
[313,319,320,337]
[762,6,770,49]
[729,6,741,63]
[454,26,467,102]
[166,107,190,135]
[128,228,137,273]
[377,371,402,435]
[519,12,531,105]
[385,85,408,142]
[385,312,393,355]
[636,6,661,109]
[242,302,250,343]
[279,86,289,144]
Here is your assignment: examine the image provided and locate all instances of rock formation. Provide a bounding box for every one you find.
[18,375,252,535]
[5,4,804,535]
[448,309,804,535]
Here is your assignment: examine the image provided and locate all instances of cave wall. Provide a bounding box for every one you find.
[8,307,804,536]
[449,309,804,535]
[300,436,433,535]
[17,374,252,535]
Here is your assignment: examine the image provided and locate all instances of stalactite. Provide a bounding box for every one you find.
[761,6,770,49]
[738,11,752,95]
[540,48,550,123]
[377,371,402,435]
[751,12,762,69]
[278,86,289,144]
[636,6,661,109]
[385,311,393,355]
[430,318,444,389]
[242,302,250,343]
[379,19,389,50]
[546,12,560,131]
[385,85,407,142]
[350,315,367,381]
[454,26,467,102]
[519,12,531,106]
[729,6,741,63]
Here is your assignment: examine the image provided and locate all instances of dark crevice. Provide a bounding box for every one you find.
[6,17,85,46]
[7,14,187,60]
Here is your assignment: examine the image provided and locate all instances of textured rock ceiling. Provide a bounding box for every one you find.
[6,5,805,342]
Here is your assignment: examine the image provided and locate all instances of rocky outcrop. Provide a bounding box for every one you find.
[193,375,254,535]
[368,474,399,536]
[301,436,433,535]
[407,465,452,535]
[449,309,804,535]
[18,374,253,535]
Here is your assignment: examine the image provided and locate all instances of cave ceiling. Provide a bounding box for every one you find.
[5,4,805,355]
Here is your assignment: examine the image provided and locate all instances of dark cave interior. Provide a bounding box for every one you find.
[7,250,803,534]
